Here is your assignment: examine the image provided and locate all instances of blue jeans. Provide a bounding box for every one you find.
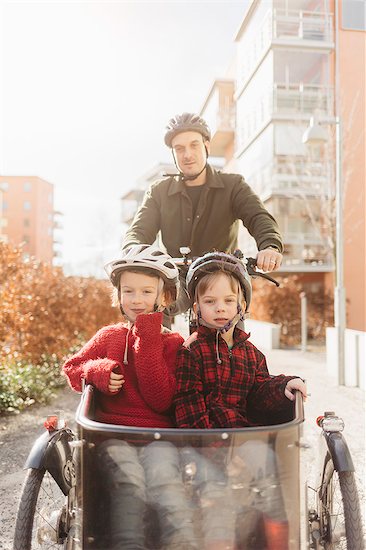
[98,439,197,550]
[182,440,288,547]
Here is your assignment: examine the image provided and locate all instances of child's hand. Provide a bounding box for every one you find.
[108,371,125,393]
[183,331,198,348]
[285,378,307,401]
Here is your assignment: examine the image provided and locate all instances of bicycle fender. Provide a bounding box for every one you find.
[24,428,76,495]
[324,431,355,472]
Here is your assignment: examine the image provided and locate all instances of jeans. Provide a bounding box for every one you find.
[182,440,288,548]
[98,439,197,550]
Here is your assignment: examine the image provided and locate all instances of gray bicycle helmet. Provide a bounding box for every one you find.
[164,112,211,147]
[186,252,252,312]
[104,244,179,300]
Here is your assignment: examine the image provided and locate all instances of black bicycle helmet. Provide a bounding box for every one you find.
[164,113,211,147]
[186,252,252,312]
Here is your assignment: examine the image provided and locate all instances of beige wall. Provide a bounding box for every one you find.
[339,6,366,331]
[0,176,54,264]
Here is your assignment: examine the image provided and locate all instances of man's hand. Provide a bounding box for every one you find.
[108,371,125,393]
[285,378,307,401]
[256,248,283,272]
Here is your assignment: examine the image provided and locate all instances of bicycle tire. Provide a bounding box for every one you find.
[319,454,364,549]
[13,467,69,550]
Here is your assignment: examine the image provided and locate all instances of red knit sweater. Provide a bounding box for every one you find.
[62,312,184,428]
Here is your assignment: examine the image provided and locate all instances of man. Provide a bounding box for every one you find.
[123,112,283,317]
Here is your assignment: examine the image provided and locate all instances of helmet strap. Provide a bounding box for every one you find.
[196,303,246,334]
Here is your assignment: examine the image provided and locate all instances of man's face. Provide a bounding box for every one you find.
[171,131,210,177]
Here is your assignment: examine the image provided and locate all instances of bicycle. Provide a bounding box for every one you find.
[13,250,364,549]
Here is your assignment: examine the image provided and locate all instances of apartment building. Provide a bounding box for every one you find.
[121,163,176,228]
[200,0,365,385]
[0,176,55,264]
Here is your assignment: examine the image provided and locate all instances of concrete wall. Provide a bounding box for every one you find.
[245,319,281,350]
[326,327,366,389]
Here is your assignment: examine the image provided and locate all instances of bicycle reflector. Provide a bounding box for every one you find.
[316,413,345,432]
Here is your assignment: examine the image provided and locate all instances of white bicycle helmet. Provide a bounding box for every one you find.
[186,251,252,312]
[104,244,180,300]
[164,113,211,147]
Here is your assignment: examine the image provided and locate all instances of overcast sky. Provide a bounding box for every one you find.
[1,0,248,276]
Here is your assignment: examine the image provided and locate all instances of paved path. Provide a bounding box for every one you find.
[265,346,365,531]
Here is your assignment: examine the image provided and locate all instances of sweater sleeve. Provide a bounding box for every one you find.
[133,312,182,413]
[62,328,121,394]
[232,177,283,252]
[174,346,212,428]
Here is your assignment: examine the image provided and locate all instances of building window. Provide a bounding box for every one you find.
[24,181,32,192]
[342,1,366,30]
[2,200,8,211]
[24,201,31,211]
[24,218,30,227]
[0,182,9,191]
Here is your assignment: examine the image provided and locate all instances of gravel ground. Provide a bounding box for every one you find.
[0,386,80,550]
[0,346,364,549]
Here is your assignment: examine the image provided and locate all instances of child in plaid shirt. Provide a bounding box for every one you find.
[174,252,307,549]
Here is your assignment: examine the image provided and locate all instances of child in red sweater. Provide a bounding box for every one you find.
[63,244,196,550]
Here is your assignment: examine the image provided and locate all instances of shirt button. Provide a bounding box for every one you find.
[187,217,191,221]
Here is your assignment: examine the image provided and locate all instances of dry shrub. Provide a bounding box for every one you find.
[250,275,334,347]
[0,241,120,363]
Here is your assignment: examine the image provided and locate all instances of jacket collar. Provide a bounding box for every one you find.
[197,324,251,344]
[167,164,224,196]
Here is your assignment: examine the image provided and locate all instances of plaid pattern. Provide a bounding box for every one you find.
[174,326,297,429]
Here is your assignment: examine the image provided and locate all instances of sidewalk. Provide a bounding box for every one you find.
[265,347,365,525]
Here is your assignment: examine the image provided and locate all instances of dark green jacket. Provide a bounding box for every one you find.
[123,165,283,257]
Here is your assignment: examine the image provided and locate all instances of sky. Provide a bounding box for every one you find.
[1,0,249,276]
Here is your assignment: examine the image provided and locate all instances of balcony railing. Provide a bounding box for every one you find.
[237,83,334,152]
[273,83,333,116]
[248,157,332,200]
[237,8,334,95]
[209,107,236,134]
[272,8,333,43]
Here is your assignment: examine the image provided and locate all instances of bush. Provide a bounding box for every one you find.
[0,241,120,364]
[0,354,65,413]
[0,241,120,413]
[250,275,334,347]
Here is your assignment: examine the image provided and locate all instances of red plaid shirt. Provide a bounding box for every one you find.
[174,326,297,429]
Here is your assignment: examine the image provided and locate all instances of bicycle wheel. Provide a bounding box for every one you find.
[13,468,72,550]
[318,454,364,550]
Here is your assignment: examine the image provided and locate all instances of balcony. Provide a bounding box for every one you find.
[208,108,236,157]
[236,83,334,154]
[273,83,333,118]
[272,9,334,48]
[236,8,334,94]
[249,157,332,201]
[200,80,235,158]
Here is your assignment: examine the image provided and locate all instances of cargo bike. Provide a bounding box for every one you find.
[13,255,364,550]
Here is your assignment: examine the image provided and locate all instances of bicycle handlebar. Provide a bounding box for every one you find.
[170,250,280,287]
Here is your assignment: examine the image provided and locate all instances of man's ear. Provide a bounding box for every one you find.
[204,140,210,155]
